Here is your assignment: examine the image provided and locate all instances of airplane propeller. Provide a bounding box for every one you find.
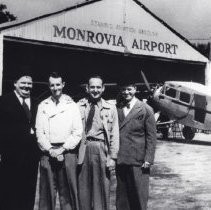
[141,71,153,93]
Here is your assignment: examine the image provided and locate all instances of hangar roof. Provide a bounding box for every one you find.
[0,0,208,63]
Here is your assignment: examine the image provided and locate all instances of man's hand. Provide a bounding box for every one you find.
[142,161,151,168]
[49,148,57,158]
[107,158,116,171]
[54,147,65,156]
[49,147,65,158]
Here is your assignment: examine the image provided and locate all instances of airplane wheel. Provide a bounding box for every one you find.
[182,126,195,140]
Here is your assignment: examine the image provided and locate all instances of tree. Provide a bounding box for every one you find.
[0,4,16,24]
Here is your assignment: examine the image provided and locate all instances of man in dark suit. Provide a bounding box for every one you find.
[116,80,157,210]
[0,72,40,210]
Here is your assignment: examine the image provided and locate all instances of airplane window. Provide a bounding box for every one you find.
[165,87,176,98]
[180,91,190,103]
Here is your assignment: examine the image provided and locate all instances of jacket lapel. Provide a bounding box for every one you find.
[117,108,125,124]
[30,97,39,126]
[100,99,110,140]
[119,100,144,129]
[42,96,71,118]
[80,99,90,127]
[12,92,29,120]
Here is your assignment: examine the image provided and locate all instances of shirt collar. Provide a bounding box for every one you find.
[50,94,72,105]
[89,99,102,108]
[14,91,31,109]
[51,96,60,105]
[80,98,110,109]
[126,97,137,109]
[50,94,64,104]
[14,90,30,102]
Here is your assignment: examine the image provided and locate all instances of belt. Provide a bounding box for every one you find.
[51,143,64,149]
[86,137,105,142]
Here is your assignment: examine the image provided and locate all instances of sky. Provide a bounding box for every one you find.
[1,0,211,40]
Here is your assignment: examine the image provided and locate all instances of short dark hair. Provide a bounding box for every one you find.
[87,75,104,85]
[118,79,136,88]
[49,72,63,79]
[14,68,33,82]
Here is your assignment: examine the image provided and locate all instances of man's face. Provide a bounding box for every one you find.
[14,76,33,98]
[86,78,105,101]
[49,77,65,99]
[120,85,137,102]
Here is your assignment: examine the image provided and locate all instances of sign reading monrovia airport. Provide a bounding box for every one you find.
[53,25,178,55]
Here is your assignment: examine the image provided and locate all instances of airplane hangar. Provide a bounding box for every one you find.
[0,0,210,99]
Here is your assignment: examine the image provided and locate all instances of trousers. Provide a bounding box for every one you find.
[78,141,110,210]
[0,149,39,210]
[39,151,79,210]
[116,165,150,210]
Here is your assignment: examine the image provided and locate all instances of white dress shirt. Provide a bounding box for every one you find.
[123,97,137,117]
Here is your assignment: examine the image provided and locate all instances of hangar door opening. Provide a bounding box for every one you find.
[2,37,206,101]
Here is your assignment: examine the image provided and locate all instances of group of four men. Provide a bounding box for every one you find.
[0,71,156,210]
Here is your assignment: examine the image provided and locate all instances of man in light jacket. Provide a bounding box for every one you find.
[77,75,119,210]
[36,72,83,210]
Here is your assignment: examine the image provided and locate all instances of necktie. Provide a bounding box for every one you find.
[22,98,32,122]
[86,104,95,134]
[55,98,60,105]
[126,103,130,109]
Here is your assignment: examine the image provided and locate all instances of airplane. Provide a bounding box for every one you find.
[141,71,211,140]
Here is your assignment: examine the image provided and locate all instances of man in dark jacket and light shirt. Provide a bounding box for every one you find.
[116,80,157,210]
[0,72,40,210]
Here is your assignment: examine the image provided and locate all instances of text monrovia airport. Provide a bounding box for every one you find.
[53,25,178,55]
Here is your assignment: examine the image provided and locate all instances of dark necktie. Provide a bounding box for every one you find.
[125,103,130,109]
[22,98,32,122]
[85,103,95,134]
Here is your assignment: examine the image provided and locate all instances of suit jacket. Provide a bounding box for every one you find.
[0,92,39,161]
[77,98,119,166]
[117,99,156,166]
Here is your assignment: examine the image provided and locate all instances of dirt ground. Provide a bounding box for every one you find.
[149,135,211,210]
[34,134,211,210]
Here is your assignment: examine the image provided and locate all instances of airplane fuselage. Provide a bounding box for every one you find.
[153,82,211,131]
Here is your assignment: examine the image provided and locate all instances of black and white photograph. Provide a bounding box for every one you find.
[0,0,211,209]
